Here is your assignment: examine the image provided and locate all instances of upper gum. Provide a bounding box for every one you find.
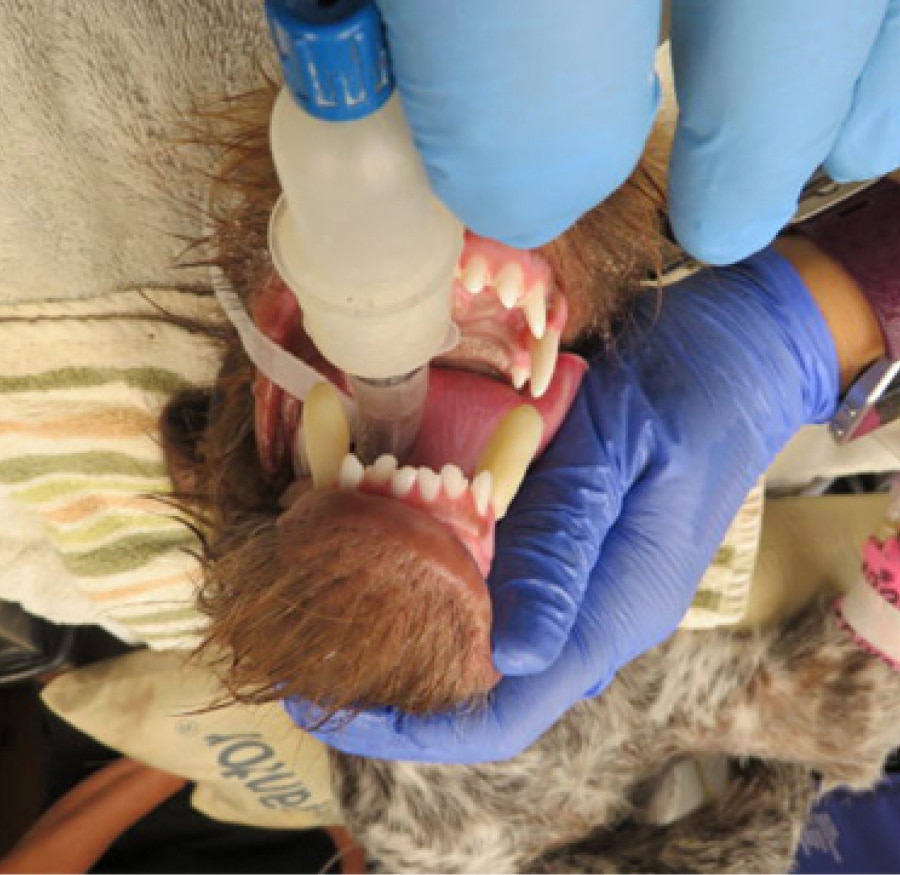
[460,232,553,291]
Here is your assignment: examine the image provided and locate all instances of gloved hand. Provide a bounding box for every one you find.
[286,246,840,762]
[375,0,900,260]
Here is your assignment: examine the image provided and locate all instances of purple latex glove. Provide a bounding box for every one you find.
[286,246,840,762]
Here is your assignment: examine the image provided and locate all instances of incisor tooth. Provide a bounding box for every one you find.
[301,382,351,489]
[440,463,468,500]
[418,467,441,502]
[339,453,364,489]
[471,470,493,517]
[511,365,530,391]
[523,283,547,339]
[371,453,398,485]
[391,466,417,498]
[475,405,542,519]
[461,254,489,294]
[529,328,560,399]
[495,263,525,309]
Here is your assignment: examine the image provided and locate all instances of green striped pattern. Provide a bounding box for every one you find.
[0,365,195,396]
[0,290,762,645]
[681,478,765,630]
[0,291,225,649]
[0,451,167,484]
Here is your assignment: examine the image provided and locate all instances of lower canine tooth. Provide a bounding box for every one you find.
[339,453,365,489]
[301,382,351,489]
[529,328,560,399]
[475,405,542,519]
[441,463,468,500]
[391,466,417,498]
[471,470,493,517]
[495,263,525,309]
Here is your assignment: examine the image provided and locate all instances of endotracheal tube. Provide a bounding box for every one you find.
[265,0,463,462]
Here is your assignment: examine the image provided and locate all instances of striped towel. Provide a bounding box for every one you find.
[0,290,224,648]
[681,478,765,630]
[0,287,763,647]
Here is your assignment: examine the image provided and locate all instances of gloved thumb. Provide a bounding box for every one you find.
[574,476,741,698]
[487,394,621,676]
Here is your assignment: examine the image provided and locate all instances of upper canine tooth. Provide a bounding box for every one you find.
[461,254,489,294]
[301,381,351,489]
[371,453,398,486]
[471,470,493,517]
[475,405,542,519]
[523,283,547,339]
[418,467,441,502]
[529,328,560,399]
[495,263,525,309]
[440,463,468,500]
[391,466,417,498]
[339,453,365,489]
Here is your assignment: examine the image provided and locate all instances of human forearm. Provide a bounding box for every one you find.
[775,235,885,390]
[0,758,185,875]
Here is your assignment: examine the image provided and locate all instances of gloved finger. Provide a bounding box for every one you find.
[284,699,421,759]
[570,476,725,694]
[487,392,620,676]
[668,0,887,265]
[289,657,598,763]
[296,699,521,763]
[375,0,661,248]
[826,0,900,180]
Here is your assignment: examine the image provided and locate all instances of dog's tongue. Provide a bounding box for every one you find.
[343,353,585,577]
[408,354,586,478]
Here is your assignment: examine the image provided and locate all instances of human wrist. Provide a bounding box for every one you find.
[784,176,900,385]
[652,246,841,430]
[774,235,885,390]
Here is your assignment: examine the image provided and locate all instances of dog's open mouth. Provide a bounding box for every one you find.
[251,231,585,581]
[185,83,664,717]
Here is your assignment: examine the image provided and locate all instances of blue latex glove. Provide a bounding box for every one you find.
[669,0,900,264]
[375,0,900,259]
[286,246,840,762]
[374,0,661,249]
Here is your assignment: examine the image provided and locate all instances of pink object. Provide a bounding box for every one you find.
[835,534,900,670]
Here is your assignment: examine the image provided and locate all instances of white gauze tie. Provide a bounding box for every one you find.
[210,265,357,424]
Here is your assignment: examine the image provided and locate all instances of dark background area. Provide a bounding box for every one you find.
[0,620,341,873]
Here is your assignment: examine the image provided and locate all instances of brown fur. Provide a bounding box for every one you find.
[198,496,493,716]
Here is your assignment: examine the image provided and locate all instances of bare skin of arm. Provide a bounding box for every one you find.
[775,235,885,390]
[0,758,185,875]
